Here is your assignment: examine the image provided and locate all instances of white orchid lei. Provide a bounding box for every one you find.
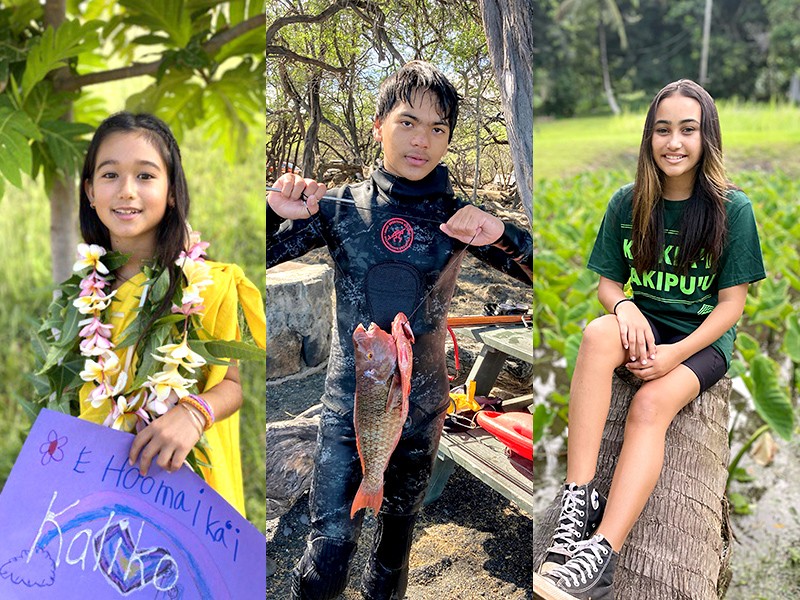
[31,232,259,472]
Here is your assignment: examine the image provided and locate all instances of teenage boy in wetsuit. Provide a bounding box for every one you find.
[267,60,532,600]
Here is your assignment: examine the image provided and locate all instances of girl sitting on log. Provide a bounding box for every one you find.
[533,80,765,599]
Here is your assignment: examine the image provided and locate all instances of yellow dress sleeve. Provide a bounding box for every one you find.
[196,261,265,514]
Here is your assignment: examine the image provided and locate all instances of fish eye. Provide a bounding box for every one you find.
[367,352,373,359]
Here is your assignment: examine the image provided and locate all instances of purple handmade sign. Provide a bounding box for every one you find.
[0,409,265,599]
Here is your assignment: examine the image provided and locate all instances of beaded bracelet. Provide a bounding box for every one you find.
[180,394,215,431]
[613,298,634,315]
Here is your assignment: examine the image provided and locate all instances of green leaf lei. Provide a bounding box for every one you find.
[28,237,263,475]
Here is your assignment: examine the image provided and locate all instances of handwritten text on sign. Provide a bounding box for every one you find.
[0,409,265,599]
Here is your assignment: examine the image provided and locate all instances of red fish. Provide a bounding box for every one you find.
[350,312,414,518]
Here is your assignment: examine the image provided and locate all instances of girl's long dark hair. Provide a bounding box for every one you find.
[632,79,730,275]
[79,112,190,339]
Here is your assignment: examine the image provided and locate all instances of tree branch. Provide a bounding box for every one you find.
[267,45,348,74]
[54,13,266,92]
[267,0,351,45]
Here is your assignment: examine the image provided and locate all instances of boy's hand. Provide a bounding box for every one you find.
[440,205,504,245]
[268,173,327,220]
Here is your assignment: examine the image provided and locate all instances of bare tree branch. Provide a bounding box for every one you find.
[267,46,348,74]
[267,0,351,44]
[54,13,265,92]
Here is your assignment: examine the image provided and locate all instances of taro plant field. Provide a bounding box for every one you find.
[533,102,800,515]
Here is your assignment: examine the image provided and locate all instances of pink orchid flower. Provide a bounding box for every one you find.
[78,316,113,339]
[172,302,205,316]
[80,332,114,356]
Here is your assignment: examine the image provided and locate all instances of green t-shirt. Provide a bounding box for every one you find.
[587,184,765,366]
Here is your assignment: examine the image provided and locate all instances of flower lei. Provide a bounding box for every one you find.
[72,232,214,433]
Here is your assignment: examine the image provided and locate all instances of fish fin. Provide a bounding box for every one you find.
[386,373,404,412]
[394,334,413,403]
[350,482,384,519]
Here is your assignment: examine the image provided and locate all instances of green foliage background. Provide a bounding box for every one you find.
[534,0,800,116]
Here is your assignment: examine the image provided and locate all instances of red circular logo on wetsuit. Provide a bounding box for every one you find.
[380,218,414,253]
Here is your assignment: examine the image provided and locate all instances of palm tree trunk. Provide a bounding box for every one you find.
[598,17,621,115]
[533,370,732,599]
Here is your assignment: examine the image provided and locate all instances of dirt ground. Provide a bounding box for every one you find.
[266,203,534,599]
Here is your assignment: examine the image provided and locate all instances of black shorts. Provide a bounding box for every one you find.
[643,316,727,394]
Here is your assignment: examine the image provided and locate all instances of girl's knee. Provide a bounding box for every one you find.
[581,314,622,352]
[627,388,668,429]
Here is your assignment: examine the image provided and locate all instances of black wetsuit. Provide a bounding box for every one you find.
[268,164,532,600]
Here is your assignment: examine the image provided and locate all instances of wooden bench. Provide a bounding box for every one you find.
[425,324,534,514]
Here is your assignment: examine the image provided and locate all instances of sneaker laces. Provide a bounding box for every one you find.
[549,536,609,587]
[546,484,586,553]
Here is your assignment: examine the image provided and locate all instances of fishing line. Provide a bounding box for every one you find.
[267,186,451,226]
[405,231,478,324]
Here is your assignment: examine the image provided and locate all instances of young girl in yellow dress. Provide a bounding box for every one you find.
[42,112,264,514]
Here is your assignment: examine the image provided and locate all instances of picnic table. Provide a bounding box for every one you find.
[425,324,534,515]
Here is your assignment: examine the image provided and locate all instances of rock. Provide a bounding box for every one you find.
[266,261,333,378]
[266,409,321,520]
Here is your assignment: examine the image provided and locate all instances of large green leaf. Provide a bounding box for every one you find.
[734,332,760,363]
[120,0,193,48]
[531,403,554,445]
[125,71,203,142]
[564,332,582,379]
[782,313,800,363]
[193,339,266,362]
[0,106,38,190]
[202,59,262,161]
[21,19,99,99]
[38,119,93,178]
[750,354,794,441]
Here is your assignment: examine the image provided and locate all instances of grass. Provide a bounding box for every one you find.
[0,126,266,531]
[534,101,800,181]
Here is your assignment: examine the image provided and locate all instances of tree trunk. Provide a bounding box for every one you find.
[302,72,322,179]
[533,370,732,599]
[265,405,322,520]
[472,75,482,203]
[45,0,77,284]
[598,18,621,116]
[699,0,714,87]
[478,0,533,222]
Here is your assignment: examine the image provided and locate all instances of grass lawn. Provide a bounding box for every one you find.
[534,102,800,181]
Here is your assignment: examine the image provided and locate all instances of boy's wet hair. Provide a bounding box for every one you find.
[375,61,460,141]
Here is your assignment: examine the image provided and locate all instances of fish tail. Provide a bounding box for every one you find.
[350,481,384,519]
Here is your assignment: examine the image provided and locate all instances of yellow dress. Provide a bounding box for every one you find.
[79,261,265,515]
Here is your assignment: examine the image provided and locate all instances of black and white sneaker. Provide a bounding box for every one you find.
[537,481,606,574]
[533,534,617,600]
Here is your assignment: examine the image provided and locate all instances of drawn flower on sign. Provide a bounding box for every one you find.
[38,430,67,466]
